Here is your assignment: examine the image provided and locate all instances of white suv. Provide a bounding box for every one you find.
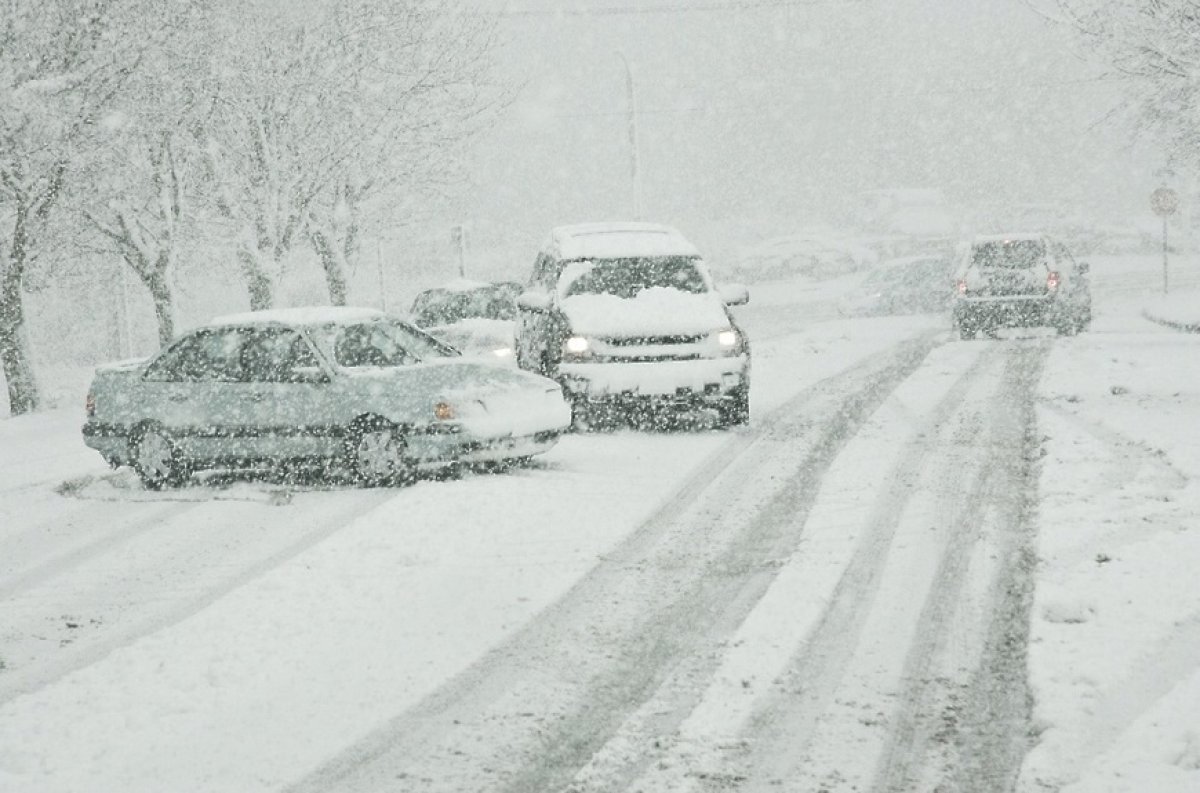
[514,222,751,428]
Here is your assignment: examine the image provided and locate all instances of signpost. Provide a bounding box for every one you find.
[1151,186,1179,295]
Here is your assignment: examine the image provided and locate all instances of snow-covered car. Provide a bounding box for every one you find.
[82,307,572,488]
[515,222,751,428]
[727,231,878,282]
[838,255,955,317]
[409,279,522,362]
[952,234,1092,339]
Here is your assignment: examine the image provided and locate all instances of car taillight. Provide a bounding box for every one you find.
[1047,271,1060,291]
[85,392,95,417]
[956,279,968,295]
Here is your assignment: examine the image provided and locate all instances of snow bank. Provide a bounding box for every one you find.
[1142,289,1200,331]
[1022,330,1200,793]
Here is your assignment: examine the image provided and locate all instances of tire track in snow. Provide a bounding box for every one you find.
[650,340,1006,793]
[0,489,398,706]
[286,330,946,793]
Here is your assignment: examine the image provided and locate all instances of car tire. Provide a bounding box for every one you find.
[717,387,750,428]
[346,418,414,487]
[130,424,189,490]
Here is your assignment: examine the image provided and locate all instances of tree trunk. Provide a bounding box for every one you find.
[0,209,40,415]
[237,247,275,311]
[311,230,348,306]
[142,269,176,347]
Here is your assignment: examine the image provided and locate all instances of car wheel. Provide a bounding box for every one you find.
[130,424,189,490]
[346,418,413,487]
[717,387,750,428]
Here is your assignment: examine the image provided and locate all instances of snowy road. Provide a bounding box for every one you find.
[1,255,1198,792]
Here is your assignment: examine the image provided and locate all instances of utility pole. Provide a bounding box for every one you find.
[615,50,642,220]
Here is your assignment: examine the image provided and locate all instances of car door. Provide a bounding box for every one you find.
[516,252,562,374]
[140,327,250,460]
[236,327,341,460]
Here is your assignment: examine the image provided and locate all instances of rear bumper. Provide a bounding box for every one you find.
[954,296,1060,327]
[82,421,131,462]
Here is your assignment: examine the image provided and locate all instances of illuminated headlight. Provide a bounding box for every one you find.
[492,346,514,359]
[564,336,590,354]
[716,329,740,348]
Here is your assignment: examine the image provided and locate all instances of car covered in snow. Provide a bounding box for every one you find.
[409,279,522,362]
[952,234,1092,339]
[726,231,878,283]
[514,222,751,428]
[82,307,572,488]
[839,254,955,317]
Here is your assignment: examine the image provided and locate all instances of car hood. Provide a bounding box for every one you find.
[559,288,730,337]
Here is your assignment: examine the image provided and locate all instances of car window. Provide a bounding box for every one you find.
[561,257,707,298]
[971,240,1045,270]
[239,329,320,383]
[145,329,247,382]
[314,320,458,368]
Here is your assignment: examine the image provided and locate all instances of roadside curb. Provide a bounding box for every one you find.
[1141,309,1200,333]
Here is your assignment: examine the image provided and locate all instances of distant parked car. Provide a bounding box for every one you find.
[409,279,522,362]
[514,222,751,429]
[952,234,1092,339]
[839,255,955,317]
[727,232,878,283]
[82,307,572,488]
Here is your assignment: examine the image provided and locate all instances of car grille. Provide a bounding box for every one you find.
[603,334,705,346]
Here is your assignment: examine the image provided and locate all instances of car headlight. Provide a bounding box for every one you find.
[492,346,514,359]
[434,401,456,420]
[564,336,590,354]
[717,329,739,348]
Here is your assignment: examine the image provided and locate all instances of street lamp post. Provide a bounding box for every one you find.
[614,50,642,220]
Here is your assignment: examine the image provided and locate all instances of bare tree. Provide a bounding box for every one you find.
[1035,1,1200,166]
[0,0,147,414]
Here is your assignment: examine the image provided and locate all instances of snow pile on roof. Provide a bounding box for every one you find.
[548,222,700,261]
[210,306,386,327]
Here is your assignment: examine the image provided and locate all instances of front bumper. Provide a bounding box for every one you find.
[558,355,750,408]
[409,429,561,466]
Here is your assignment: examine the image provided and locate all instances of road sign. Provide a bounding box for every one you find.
[1151,186,1179,217]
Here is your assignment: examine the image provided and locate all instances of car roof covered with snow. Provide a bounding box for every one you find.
[543,222,700,261]
[208,306,388,328]
[970,232,1049,245]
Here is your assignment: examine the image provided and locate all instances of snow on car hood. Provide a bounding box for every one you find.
[559,287,730,337]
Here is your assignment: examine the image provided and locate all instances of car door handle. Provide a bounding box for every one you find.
[168,393,189,402]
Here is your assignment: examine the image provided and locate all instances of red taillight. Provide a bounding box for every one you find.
[1047,271,1060,291]
[85,393,96,417]
[956,279,968,295]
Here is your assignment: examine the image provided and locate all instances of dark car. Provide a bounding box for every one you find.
[409,279,523,361]
[952,234,1091,339]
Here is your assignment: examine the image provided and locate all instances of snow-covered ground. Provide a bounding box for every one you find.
[1019,261,1200,792]
[1,253,1198,792]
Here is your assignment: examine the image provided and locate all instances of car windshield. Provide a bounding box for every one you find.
[411,286,517,326]
[310,319,458,368]
[972,240,1044,269]
[561,257,707,298]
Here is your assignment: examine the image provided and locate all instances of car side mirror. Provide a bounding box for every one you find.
[517,291,552,312]
[718,283,750,306]
[1077,261,1090,275]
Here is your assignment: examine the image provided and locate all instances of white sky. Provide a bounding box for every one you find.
[458,0,1158,263]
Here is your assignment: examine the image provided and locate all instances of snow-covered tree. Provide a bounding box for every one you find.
[81,3,210,348]
[203,0,502,310]
[0,0,150,414]
[1039,1,1200,166]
